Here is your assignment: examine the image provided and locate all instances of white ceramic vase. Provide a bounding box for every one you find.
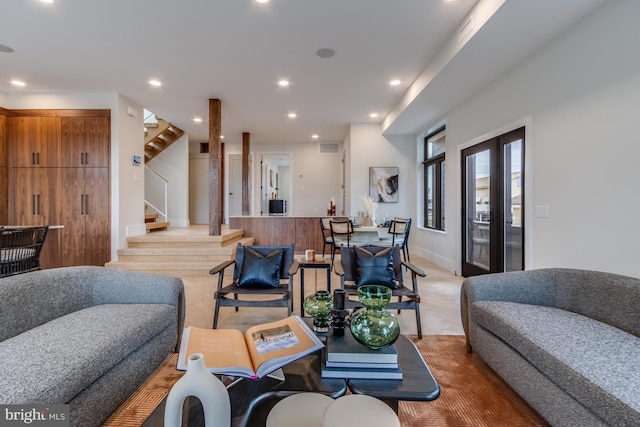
[164,353,231,427]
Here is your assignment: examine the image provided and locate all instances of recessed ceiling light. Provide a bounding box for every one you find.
[278,80,290,87]
[0,44,15,53]
[40,0,54,3]
[369,113,379,118]
[390,79,401,86]
[312,134,319,139]
[316,48,336,59]
[193,117,202,123]
[220,135,224,139]
[288,113,297,118]
[11,80,26,87]
[256,0,269,3]
[149,79,162,87]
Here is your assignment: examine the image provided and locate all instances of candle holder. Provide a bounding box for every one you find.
[330,289,349,337]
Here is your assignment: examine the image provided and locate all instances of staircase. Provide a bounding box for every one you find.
[106,225,254,276]
[144,117,184,163]
[145,211,169,233]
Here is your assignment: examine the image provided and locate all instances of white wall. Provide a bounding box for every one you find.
[347,124,416,223]
[411,0,640,277]
[2,92,145,262]
[147,133,189,227]
[250,141,343,217]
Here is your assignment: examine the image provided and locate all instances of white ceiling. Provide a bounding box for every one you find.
[0,0,606,145]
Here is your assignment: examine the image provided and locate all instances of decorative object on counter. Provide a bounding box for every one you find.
[330,289,349,337]
[360,194,378,226]
[305,249,316,261]
[303,290,334,333]
[164,353,231,427]
[369,166,399,203]
[350,285,400,349]
[327,196,336,216]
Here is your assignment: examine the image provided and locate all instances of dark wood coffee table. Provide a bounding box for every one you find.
[143,327,439,426]
[347,334,441,412]
[142,348,346,427]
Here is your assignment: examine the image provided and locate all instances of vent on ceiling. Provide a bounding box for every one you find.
[318,142,339,153]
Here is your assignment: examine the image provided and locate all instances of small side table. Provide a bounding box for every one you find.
[298,257,332,316]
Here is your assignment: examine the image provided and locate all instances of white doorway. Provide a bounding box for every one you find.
[228,154,242,217]
[189,156,209,224]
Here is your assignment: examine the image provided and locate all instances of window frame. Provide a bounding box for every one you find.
[423,126,446,231]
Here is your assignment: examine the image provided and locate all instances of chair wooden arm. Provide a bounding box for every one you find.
[209,259,235,275]
[287,259,300,276]
[401,261,427,277]
[333,262,345,277]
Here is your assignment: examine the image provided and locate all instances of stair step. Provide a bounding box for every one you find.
[128,229,247,245]
[105,260,221,276]
[147,221,170,232]
[145,213,159,222]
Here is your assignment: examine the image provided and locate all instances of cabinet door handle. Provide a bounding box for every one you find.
[37,152,40,165]
[80,195,84,214]
[32,194,36,215]
[80,152,84,165]
[85,194,89,215]
[84,152,88,165]
[32,152,36,165]
[37,194,41,215]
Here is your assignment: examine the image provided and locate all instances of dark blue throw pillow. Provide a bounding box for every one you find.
[236,247,284,288]
[354,246,397,289]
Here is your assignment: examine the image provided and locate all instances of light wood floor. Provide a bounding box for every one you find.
[180,254,464,336]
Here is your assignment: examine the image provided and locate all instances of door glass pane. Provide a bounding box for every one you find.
[465,149,490,271]
[504,139,523,271]
[426,164,434,227]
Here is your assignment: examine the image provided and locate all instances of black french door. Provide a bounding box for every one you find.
[461,127,524,277]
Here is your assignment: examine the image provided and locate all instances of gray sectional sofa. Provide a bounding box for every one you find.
[461,268,640,427]
[0,266,185,427]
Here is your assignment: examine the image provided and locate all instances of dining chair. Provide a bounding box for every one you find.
[0,226,49,278]
[328,219,365,267]
[379,218,412,263]
[319,217,348,258]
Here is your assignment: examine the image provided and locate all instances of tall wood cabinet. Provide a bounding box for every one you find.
[0,110,7,225]
[6,111,111,268]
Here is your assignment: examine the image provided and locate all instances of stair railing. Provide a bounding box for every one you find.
[144,165,168,222]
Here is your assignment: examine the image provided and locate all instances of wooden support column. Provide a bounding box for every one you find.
[242,132,250,215]
[209,99,222,236]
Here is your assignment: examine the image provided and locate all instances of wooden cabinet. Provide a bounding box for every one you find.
[9,168,55,226]
[56,167,110,266]
[8,117,61,167]
[229,216,326,252]
[5,110,111,268]
[60,116,110,167]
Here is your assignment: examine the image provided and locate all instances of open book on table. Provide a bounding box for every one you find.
[177,315,324,379]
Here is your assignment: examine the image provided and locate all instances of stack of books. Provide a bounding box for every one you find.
[321,329,402,380]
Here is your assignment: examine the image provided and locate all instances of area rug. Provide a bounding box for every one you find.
[102,335,549,426]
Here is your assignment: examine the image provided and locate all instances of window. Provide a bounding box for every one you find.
[423,126,446,230]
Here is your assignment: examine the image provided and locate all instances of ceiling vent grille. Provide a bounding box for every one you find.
[318,142,339,153]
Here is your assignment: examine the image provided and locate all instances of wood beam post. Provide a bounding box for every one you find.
[242,132,250,215]
[209,99,222,236]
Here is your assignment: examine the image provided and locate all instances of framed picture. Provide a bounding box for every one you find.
[370,167,399,203]
[270,169,274,187]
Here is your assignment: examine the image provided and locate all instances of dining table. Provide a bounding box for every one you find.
[352,225,391,243]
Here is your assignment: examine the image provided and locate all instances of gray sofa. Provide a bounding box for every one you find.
[461,268,640,427]
[0,266,185,427]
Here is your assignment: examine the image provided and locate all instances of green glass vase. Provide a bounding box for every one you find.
[303,290,333,333]
[349,285,400,349]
